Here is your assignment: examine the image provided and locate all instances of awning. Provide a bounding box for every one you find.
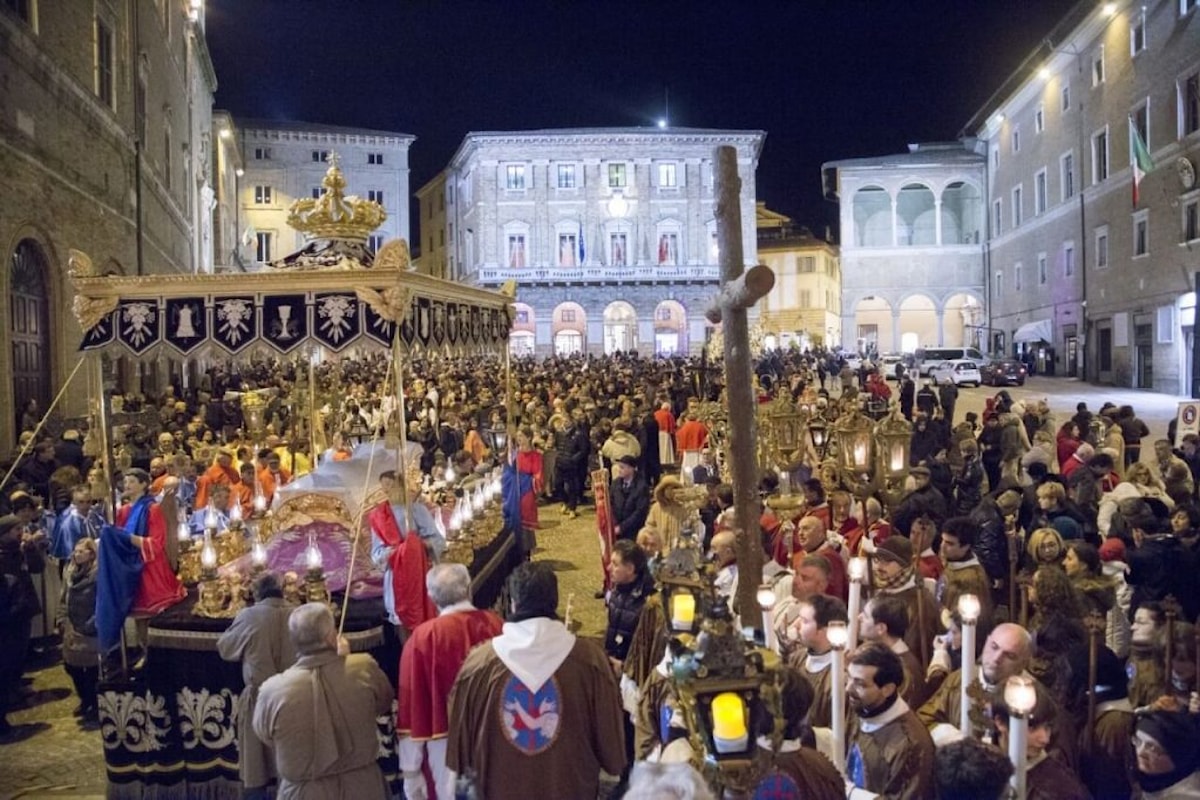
[1012,318,1053,343]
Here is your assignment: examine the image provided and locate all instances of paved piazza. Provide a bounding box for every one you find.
[0,376,1187,798]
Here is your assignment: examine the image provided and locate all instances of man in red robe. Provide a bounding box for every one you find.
[398,563,503,800]
[367,490,439,636]
[195,448,240,509]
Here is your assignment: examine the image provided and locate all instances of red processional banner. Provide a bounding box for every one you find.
[592,468,615,592]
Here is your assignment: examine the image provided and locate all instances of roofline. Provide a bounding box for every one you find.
[446,127,767,170]
[958,0,1094,137]
[234,117,416,142]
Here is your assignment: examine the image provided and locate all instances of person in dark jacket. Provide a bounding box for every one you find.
[899,376,916,421]
[0,493,45,739]
[966,490,1013,594]
[554,416,589,518]
[1116,405,1150,469]
[910,417,941,467]
[54,430,87,474]
[952,439,985,516]
[610,456,650,541]
[604,539,656,791]
[637,404,662,492]
[1125,499,1198,620]
[60,537,100,725]
[938,380,959,426]
[892,466,948,536]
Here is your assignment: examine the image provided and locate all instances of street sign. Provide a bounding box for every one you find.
[1175,401,1200,446]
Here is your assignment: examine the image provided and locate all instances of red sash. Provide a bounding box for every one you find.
[367,502,436,630]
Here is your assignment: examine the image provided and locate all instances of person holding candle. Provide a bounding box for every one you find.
[217,572,297,800]
[871,535,940,671]
[989,681,1089,800]
[845,642,936,800]
[790,594,849,728]
[187,484,233,537]
[936,517,995,628]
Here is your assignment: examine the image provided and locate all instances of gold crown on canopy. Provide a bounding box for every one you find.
[286,153,387,242]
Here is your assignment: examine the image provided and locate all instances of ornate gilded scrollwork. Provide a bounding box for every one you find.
[355,285,412,323]
[373,238,412,271]
[73,295,120,331]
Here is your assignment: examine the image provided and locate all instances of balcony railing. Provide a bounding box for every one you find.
[474,263,720,284]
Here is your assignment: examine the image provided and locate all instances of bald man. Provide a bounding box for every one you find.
[792,516,846,601]
[710,530,738,601]
[918,623,1033,744]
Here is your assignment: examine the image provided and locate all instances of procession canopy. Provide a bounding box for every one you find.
[69,153,514,360]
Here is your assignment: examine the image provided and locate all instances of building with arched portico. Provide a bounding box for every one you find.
[822,143,988,356]
[418,128,765,357]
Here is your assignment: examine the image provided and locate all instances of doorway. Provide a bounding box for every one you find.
[10,239,51,440]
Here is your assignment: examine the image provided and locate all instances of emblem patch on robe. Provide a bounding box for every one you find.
[847,742,866,790]
[753,772,801,799]
[498,675,561,755]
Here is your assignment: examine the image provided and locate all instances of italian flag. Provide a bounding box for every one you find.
[1129,116,1154,208]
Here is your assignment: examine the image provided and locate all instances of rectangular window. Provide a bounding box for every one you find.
[6,0,33,25]
[507,235,526,268]
[1011,126,1021,153]
[254,185,272,204]
[656,306,672,321]
[561,309,576,323]
[368,153,384,165]
[991,146,1000,171]
[1180,71,1200,137]
[1064,243,1076,276]
[254,147,271,160]
[557,234,577,267]
[1061,152,1076,200]
[1035,105,1045,134]
[1185,198,1200,242]
[1134,211,1149,257]
[995,271,1003,295]
[368,190,384,205]
[799,289,812,307]
[1131,9,1146,55]
[1099,327,1113,371]
[1035,169,1048,215]
[164,129,172,190]
[255,231,273,263]
[1015,263,1023,292]
[1133,102,1150,146]
[1096,226,1110,268]
[311,149,329,163]
[95,17,114,108]
[1012,185,1023,227]
[610,233,627,266]
[800,256,816,273]
[1038,253,1048,284]
[557,163,576,189]
[1158,306,1176,343]
[438,229,444,246]
[1184,0,1198,14]
[367,235,384,254]
[608,163,627,188]
[515,310,529,324]
[1093,48,1105,86]
[657,233,679,265]
[1092,129,1109,183]
[992,199,1002,236]
[658,162,677,187]
[1061,84,1071,112]
[311,187,321,199]
[505,164,526,190]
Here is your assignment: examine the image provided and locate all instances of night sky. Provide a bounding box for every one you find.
[207,0,1080,238]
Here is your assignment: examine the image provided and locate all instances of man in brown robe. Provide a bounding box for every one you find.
[252,603,394,800]
[872,535,940,671]
[858,594,927,707]
[447,562,626,799]
[845,643,936,800]
[936,516,994,627]
[1080,648,1137,799]
[217,572,296,798]
[789,594,848,728]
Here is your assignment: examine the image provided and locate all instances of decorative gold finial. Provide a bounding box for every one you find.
[286,151,387,242]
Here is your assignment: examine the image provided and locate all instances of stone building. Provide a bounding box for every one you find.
[236,120,414,268]
[822,144,988,355]
[418,127,765,357]
[755,205,842,350]
[413,169,450,278]
[0,0,217,450]
[967,0,1200,389]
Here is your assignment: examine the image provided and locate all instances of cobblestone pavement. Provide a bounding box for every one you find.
[0,645,107,800]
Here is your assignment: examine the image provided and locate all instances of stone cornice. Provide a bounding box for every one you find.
[449,129,766,170]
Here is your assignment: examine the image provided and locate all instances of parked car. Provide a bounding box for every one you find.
[914,346,990,376]
[980,359,1027,386]
[929,359,982,387]
[880,353,903,380]
[842,353,863,370]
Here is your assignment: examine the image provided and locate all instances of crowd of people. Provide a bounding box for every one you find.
[3,346,1199,799]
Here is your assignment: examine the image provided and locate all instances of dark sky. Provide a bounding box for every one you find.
[206,0,1080,237]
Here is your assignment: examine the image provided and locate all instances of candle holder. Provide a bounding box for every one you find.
[958,593,982,736]
[1005,675,1037,800]
[199,531,219,581]
[847,557,867,652]
[756,585,777,651]
[826,620,849,775]
[304,533,330,606]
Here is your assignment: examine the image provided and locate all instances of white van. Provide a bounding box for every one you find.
[913,346,989,376]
